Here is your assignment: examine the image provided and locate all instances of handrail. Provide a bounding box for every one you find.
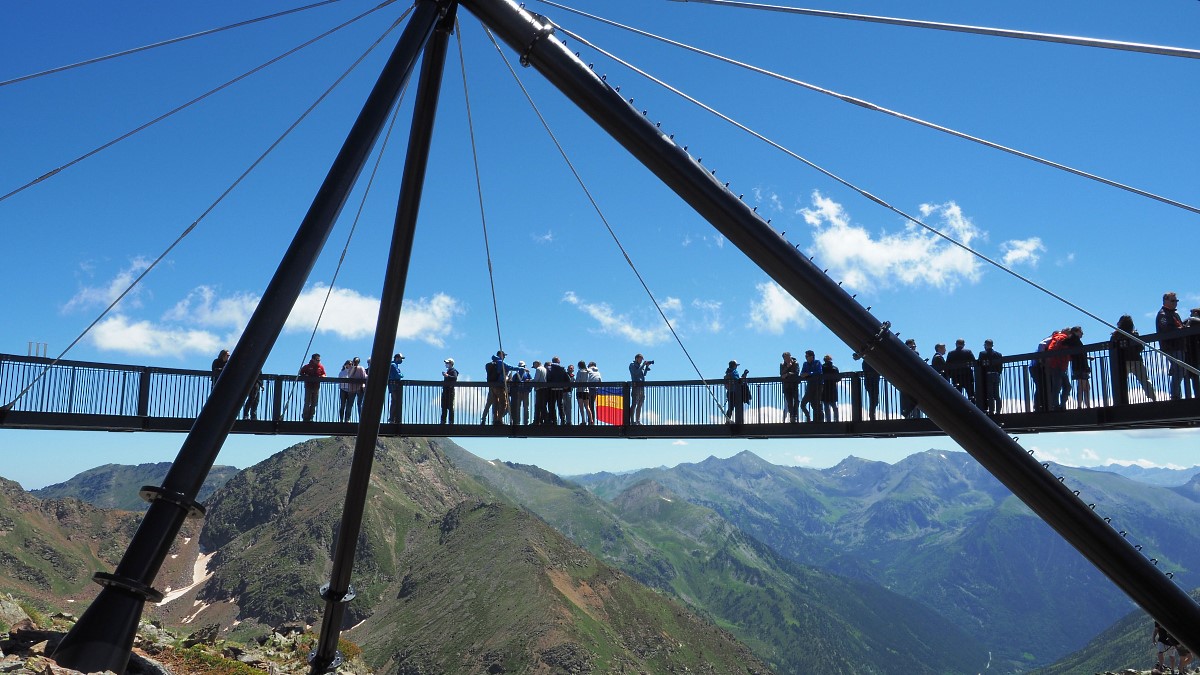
[2,325,1198,431]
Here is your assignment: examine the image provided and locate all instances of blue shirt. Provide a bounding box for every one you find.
[388,361,404,382]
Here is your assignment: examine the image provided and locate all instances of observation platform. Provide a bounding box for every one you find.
[3,328,1198,440]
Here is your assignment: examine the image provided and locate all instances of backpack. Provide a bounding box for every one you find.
[485,360,499,382]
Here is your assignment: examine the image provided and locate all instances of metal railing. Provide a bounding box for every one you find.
[2,325,1198,432]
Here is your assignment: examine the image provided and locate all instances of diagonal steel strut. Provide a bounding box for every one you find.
[459,0,1200,655]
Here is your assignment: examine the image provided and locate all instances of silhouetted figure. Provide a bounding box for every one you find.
[440,358,458,424]
[387,353,405,424]
[800,350,823,423]
[1113,315,1156,402]
[947,339,976,403]
[1158,291,1186,400]
[821,354,840,422]
[978,339,1003,415]
[299,354,325,422]
[780,351,800,423]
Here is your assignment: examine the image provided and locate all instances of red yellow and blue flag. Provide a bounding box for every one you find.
[594,386,624,426]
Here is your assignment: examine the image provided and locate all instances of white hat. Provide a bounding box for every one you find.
[518,360,526,367]
[444,358,454,365]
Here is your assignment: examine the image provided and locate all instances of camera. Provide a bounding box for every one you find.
[645,360,654,366]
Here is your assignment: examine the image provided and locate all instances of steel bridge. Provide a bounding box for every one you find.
[3,333,1199,438]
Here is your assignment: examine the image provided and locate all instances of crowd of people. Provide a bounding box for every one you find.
[205,292,1198,426]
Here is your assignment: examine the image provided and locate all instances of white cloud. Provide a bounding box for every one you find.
[284,285,463,347]
[672,440,688,446]
[1079,448,1099,462]
[165,286,258,332]
[90,314,221,357]
[62,257,152,314]
[799,192,983,291]
[748,281,813,334]
[562,291,672,345]
[533,230,554,244]
[87,283,464,357]
[793,455,813,465]
[692,299,723,333]
[1001,237,1046,267]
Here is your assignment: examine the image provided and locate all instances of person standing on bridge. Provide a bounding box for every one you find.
[575,360,592,425]
[337,359,355,423]
[724,359,748,423]
[978,339,1004,415]
[486,350,514,425]
[349,357,367,419]
[299,354,325,422]
[211,349,230,385]
[509,361,531,425]
[629,354,651,425]
[586,361,602,426]
[947,339,976,403]
[387,353,404,424]
[800,350,823,423]
[1113,315,1156,402]
[821,354,840,422]
[857,355,880,420]
[440,358,458,424]
[1157,291,1186,401]
[930,343,948,381]
[1184,307,1200,399]
[780,352,800,424]
[1064,327,1091,409]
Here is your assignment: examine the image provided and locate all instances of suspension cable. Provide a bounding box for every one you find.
[537,0,1200,219]
[0,0,399,206]
[666,0,1200,60]
[482,25,729,417]
[457,21,508,362]
[2,10,413,411]
[1,0,351,89]
[297,67,412,374]
[557,25,1200,378]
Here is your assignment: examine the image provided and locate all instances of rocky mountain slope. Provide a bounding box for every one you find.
[185,436,773,674]
[444,445,989,674]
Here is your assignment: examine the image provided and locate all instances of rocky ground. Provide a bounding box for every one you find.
[0,595,374,675]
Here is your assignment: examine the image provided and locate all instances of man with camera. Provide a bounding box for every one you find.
[629,353,652,425]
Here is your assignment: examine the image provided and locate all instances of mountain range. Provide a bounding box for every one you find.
[567,449,1200,671]
[9,439,1200,673]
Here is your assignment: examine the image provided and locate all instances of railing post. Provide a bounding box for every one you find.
[136,367,151,418]
[272,377,284,422]
[850,372,862,422]
[622,382,632,428]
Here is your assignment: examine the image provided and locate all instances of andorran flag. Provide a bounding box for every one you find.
[594,386,624,426]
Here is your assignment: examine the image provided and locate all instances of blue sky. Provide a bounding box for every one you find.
[2,0,1198,489]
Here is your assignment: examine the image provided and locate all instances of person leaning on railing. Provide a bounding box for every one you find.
[1112,315,1156,402]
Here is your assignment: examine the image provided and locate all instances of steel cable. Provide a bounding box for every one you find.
[2,9,413,411]
[537,0,1200,218]
[0,0,399,206]
[1,0,351,88]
